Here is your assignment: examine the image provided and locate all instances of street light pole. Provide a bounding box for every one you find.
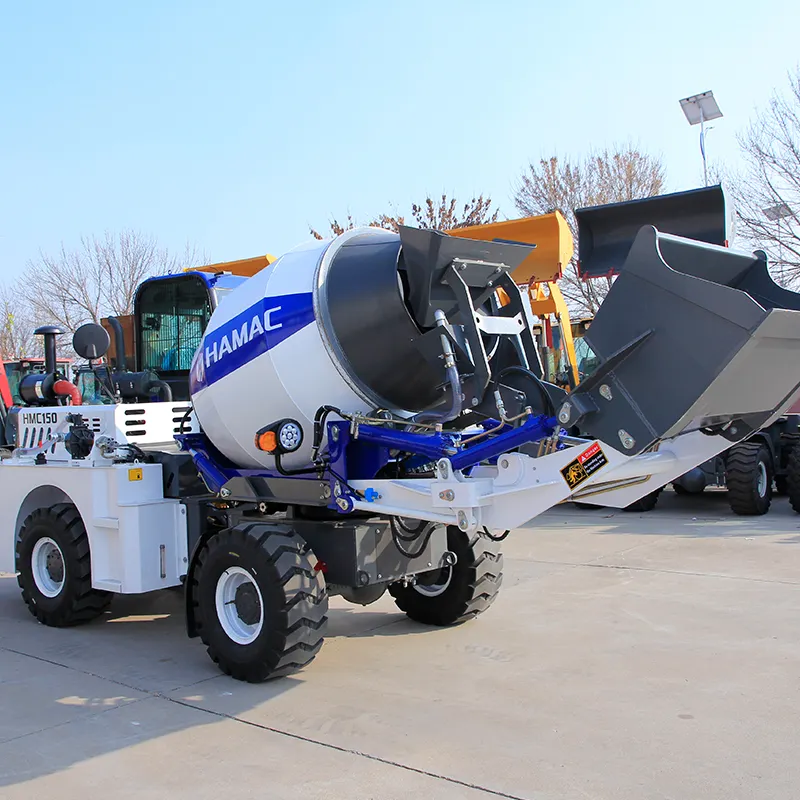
[680,91,723,187]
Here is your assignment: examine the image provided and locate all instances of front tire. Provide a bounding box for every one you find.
[388,526,503,626]
[726,442,773,516]
[16,503,112,626]
[193,524,328,682]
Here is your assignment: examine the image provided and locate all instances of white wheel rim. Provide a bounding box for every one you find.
[757,462,768,497]
[215,567,264,645]
[32,537,65,598]
[414,567,453,598]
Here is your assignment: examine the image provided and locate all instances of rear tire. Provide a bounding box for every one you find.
[672,483,702,496]
[786,444,800,513]
[388,526,503,626]
[16,503,112,626]
[623,489,661,512]
[193,524,328,682]
[726,442,773,516]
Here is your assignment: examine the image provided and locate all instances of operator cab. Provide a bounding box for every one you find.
[71,271,246,404]
[135,271,246,400]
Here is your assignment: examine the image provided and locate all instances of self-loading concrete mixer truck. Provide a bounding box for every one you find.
[2,197,800,682]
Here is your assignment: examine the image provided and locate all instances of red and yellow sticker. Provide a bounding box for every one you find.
[560,442,608,489]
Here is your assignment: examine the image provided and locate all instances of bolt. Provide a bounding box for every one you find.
[322,485,331,499]
[558,402,571,425]
[500,457,509,469]
[493,267,502,274]
[357,570,370,586]
[730,427,738,435]
[331,427,339,441]
[427,562,432,567]
[457,510,469,531]
[377,574,382,580]
[336,497,349,510]
[471,397,479,407]
[618,429,635,450]
[439,489,455,501]
[219,488,231,498]
[599,384,613,401]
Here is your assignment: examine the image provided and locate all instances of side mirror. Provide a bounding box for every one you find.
[73,323,110,360]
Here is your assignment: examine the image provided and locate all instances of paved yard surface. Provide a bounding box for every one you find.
[2,490,800,799]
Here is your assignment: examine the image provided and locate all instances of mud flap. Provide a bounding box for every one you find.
[559,226,800,456]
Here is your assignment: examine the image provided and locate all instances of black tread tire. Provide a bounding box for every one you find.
[786,444,800,513]
[193,524,328,682]
[726,442,773,516]
[388,526,503,626]
[623,489,661,512]
[16,503,112,626]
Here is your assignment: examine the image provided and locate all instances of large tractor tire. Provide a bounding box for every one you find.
[193,524,328,682]
[16,503,112,626]
[786,444,800,513]
[726,442,773,516]
[388,526,503,626]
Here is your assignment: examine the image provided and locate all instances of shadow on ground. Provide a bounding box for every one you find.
[528,490,800,540]
[0,576,437,789]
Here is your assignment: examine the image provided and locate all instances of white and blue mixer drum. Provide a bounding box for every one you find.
[189,226,538,470]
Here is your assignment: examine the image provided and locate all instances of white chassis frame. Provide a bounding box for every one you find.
[0,399,753,587]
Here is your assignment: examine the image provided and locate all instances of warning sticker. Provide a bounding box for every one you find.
[560,442,608,490]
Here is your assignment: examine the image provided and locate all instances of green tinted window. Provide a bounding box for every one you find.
[137,277,211,373]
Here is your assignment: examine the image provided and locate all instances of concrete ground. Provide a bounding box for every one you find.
[2,490,800,800]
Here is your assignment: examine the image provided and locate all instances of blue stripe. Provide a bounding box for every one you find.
[190,292,314,392]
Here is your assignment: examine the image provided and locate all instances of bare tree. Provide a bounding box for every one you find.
[512,144,666,314]
[22,231,205,338]
[727,66,800,285]
[0,282,39,360]
[310,193,499,239]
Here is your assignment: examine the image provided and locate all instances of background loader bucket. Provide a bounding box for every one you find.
[561,226,800,455]
[575,185,728,278]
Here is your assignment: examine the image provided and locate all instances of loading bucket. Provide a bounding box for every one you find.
[574,185,728,278]
[560,226,800,454]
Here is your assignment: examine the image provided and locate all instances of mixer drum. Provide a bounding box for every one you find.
[188,227,537,469]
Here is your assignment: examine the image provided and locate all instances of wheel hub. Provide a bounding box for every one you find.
[757,462,768,497]
[31,537,66,598]
[234,583,261,626]
[215,566,265,645]
[413,566,453,597]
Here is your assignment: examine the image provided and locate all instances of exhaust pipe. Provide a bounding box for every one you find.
[106,316,128,371]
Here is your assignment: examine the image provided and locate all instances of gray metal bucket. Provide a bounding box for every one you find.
[559,225,800,455]
[575,185,728,278]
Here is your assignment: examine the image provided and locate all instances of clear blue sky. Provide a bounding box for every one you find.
[1,0,798,279]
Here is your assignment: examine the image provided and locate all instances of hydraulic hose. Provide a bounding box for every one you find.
[411,310,463,425]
